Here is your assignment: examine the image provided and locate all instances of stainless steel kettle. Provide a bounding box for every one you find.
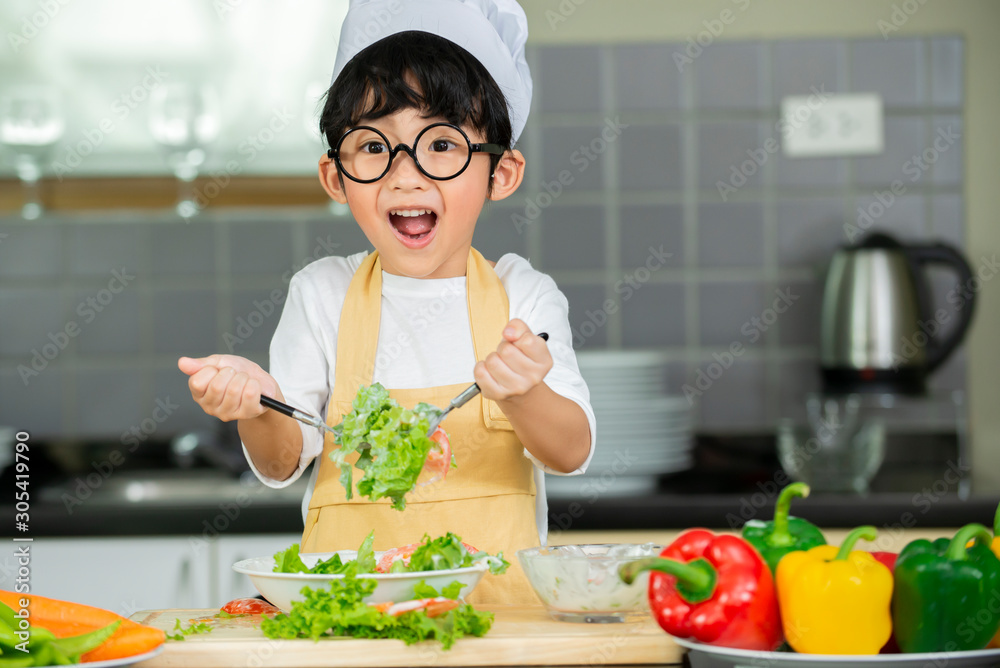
[819,232,976,394]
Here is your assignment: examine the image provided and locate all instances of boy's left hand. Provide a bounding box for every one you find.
[475,319,552,402]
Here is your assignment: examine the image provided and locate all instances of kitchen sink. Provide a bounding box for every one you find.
[38,469,309,507]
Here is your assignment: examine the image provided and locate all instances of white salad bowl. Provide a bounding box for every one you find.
[232,550,489,612]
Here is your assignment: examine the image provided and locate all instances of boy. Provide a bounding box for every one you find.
[179,0,595,605]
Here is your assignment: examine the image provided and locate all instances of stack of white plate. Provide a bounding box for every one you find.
[546,352,693,499]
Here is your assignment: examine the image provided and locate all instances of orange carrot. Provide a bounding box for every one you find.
[31,620,94,639]
[82,625,166,662]
[0,590,165,660]
[0,590,128,629]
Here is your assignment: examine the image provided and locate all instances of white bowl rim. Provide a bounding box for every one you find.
[233,555,489,581]
[516,543,663,562]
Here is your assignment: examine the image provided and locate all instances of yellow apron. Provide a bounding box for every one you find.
[301,248,540,606]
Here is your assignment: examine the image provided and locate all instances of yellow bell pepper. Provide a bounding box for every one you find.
[776,525,893,654]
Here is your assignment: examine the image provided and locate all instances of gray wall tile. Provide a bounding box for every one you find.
[614,44,685,111]
[74,289,141,354]
[562,285,610,349]
[698,202,764,268]
[932,194,964,248]
[930,37,963,108]
[229,222,294,276]
[540,206,604,271]
[773,40,845,103]
[541,125,606,192]
[931,116,962,185]
[69,224,143,278]
[851,38,927,107]
[621,283,685,348]
[306,219,373,260]
[692,358,767,430]
[698,122,765,190]
[151,289,218,356]
[777,198,845,267]
[0,225,63,278]
[150,223,215,277]
[227,289,283,355]
[853,194,927,242]
[0,368,66,437]
[619,123,684,191]
[774,154,847,187]
[537,46,603,113]
[699,281,767,347]
[153,367,217,435]
[693,42,767,109]
[853,116,929,186]
[475,204,529,260]
[73,369,144,438]
[619,204,684,268]
[0,288,70,357]
[776,279,821,347]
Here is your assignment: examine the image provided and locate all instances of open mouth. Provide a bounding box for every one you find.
[388,209,438,248]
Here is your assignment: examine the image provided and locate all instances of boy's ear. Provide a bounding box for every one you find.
[487,148,526,202]
[318,154,349,204]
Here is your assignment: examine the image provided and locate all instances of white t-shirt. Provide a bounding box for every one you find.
[244,251,596,545]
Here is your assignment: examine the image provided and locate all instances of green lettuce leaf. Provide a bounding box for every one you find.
[272,543,309,574]
[329,383,443,511]
[275,531,378,575]
[405,533,510,576]
[259,573,493,650]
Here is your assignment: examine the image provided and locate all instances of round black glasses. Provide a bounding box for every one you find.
[326,122,504,183]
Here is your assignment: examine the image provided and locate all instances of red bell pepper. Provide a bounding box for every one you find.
[619,529,783,651]
[870,552,900,654]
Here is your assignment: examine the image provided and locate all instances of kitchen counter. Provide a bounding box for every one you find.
[131,606,682,667]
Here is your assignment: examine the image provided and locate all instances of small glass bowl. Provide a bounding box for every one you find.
[517,543,660,623]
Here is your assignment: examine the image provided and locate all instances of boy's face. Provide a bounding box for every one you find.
[319,107,524,279]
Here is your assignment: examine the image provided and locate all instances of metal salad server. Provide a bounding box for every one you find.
[259,395,338,438]
[260,331,549,438]
[423,332,548,433]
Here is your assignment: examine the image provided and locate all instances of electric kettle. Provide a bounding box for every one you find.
[819,232,976,395]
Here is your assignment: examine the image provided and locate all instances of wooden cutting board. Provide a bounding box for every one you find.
[130,606,680,667]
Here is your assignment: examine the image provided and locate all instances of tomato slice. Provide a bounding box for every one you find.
[384,597,460,618]
[421,427,452,484]
[220,598,281,615]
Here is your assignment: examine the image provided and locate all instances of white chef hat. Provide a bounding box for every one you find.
[330,0,532,143]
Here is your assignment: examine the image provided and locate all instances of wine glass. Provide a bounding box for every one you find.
[148,83,220,219]
[0,85,65,220]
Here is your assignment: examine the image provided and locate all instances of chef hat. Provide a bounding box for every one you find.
[331,0,532,143]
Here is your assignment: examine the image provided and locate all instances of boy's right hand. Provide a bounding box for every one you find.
[178,355,281,422]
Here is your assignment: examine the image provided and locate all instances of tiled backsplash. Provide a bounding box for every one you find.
[0,36,967,440]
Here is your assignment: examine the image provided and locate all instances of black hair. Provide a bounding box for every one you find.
[319,31,513,190]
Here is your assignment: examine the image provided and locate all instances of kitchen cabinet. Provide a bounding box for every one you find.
[212,533,301,605]
[23,534,302,613]
[27,537,212,615]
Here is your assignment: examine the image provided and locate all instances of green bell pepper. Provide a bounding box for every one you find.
[741,483,826,572]
[893,523,1000,653]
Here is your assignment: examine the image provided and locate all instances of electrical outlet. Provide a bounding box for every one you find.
[781,93,884,157]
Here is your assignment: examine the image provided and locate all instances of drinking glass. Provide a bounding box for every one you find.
[0,85,65,220]
[777,393,886,494]
[148,83,220,219]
